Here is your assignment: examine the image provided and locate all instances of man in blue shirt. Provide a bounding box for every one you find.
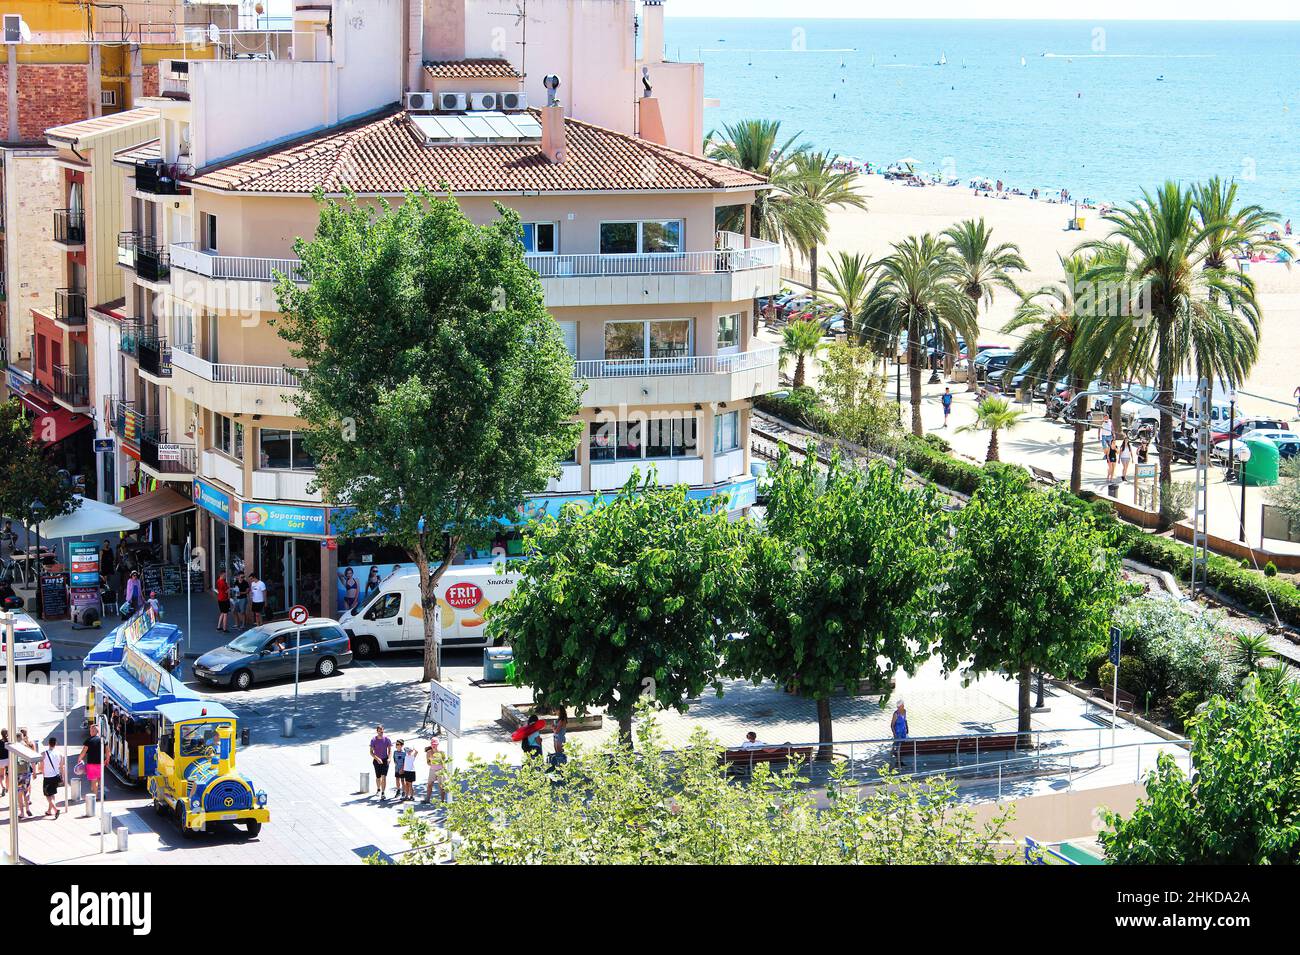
[941,388,953,428]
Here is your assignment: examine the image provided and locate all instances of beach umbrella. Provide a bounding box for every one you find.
[37,495,138,540]
[896,157,920,167]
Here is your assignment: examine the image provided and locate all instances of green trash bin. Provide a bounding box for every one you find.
[483,646,514,682]
[1242,437,1280,487]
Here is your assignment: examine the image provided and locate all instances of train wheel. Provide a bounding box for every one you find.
[242,821,262,838]
[174,803,196,839]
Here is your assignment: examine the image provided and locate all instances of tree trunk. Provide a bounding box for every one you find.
[809,245,819,294]
[908,322,924,437]
[986,428,999,462]
[418,534,458,682]
[1070,374,1085,493]
[1111,392,1124,440]
[966,297,982,392]
[616,710,634,749]
[794,354,806,388]
[815,697,834,762]
[1017,662,1033,743]
[1157,314,1173,496]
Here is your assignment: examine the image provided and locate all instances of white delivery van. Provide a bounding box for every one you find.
[337,564,522,660]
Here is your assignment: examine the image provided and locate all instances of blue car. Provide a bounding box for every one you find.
[194,618,353,691]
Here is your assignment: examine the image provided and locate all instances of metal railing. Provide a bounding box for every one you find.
[573,346,780,379]
[141,432,195,474]
[170,344,303,388]
[138,336,172,378]
[54,288,87,326]
[527,239,780,279]
[117,230,137,267]
[51,364,89,407]
[134,161,186,196]
[170,241,307,283]
[109,398,159,446]
[119,321,145,358]
[134,242,171,283]
[53,209,85,245]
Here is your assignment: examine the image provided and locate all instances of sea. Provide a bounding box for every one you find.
[665,18,1300,218]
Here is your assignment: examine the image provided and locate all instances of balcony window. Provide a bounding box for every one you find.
[645,418,698,459]
[713,411,740,454]
[259,429,315,471]
[557,321,577,358]
[717,313,740,353]
[522,222,557,254]
[599,220,683,255]
[603,320,690,362]
[216,413,244,460]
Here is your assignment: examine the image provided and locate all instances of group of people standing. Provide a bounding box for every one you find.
[0,725,104,821]
[368,725,448,805]
[215,570,268,633]
[1098,415,1147,484]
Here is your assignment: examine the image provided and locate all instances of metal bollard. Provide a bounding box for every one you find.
[70,778,82,802]
[115,825,129,852]
[282,716,295,738]
[359,771,370,794]
[319,743,330,764]
[84,792,97,818]
[99,809,113,835]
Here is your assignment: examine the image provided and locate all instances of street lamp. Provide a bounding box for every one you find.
[1236,444,1252,543]
[30,501,45,619]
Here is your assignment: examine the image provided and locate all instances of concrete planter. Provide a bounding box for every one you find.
[501,702,603,733]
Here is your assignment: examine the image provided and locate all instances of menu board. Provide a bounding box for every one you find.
[40,572,69,619]
[141,564,163,596]
[68,542,101,617]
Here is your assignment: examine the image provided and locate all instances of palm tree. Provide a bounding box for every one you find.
[780,319,825,388]
[1003,254,1102,491]
[788,151,868,292]
[958,395,1024,462]
[817,250,874,340]
[1191,176,1287,272]
[1082,181,1265,494]
[1231,631,1276,675]
[705,119,825,255]
[943,219,1027,389]
[860,234,976,436]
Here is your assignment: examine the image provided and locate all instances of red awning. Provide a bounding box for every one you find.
[32,406,92,445]
[17,391,52,417]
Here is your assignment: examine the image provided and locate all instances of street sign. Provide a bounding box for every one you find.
[92,437,114,454]
[288,604,309,625]
[429,680,462,737]
[49,681,77,713]
[1109,626,1122,665]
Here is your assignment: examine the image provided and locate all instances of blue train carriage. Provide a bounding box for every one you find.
[91,643,198,786]
[148,700,269,838]
[83,605,183,722]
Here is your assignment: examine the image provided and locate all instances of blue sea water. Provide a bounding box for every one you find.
[665,18,1300,218]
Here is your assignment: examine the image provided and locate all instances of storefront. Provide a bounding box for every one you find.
[8,383,95,496]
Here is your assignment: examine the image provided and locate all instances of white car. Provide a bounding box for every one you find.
[1239,428,1300,446]
[1,613,52,674]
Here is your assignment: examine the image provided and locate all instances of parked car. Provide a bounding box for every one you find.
[194,618,353,690]
[0,612,51,675]
[974,350,1015,384]
[1240,428,1300,446]
[1212,417,1290,446]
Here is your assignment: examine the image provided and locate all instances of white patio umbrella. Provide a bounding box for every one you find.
[36,496,138,540]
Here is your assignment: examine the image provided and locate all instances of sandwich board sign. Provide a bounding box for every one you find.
[429,680,461,737]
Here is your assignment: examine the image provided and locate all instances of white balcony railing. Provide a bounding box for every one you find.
[171,241,307,283]
[169,233,779,287]
[573,346,778,379]
[171,344,303,388]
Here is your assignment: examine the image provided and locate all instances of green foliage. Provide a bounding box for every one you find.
[488,476,748,742]
[815,342,897,447]
[956,395,1025,462]
[1097,661,1116,691]
[392,713,1018,865]
[727,448,950,749]
[1100,690,1300,863]
[275,192,582,678]
[1113,599,1240,705]
[1170,691,1201,731]
[780,319,826,389]
[1116,654,1147,696]
[1265,561,1279,577]
[0,400,79,526]
[921,433,951,453]
[938,471,1126,731]
[754,386,824,431]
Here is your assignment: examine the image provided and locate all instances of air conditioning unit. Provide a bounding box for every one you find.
[405,91,435,112]
[437,91,467,112]
[470,92,499,111]
[498,90,527,111]
[3,14,27,43]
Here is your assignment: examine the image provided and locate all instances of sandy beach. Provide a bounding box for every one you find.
[821,177,1300,418]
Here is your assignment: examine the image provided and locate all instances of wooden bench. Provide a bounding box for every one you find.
[896,734,1022,765]
[1028,466,1060,486]
[721,745,816,774]
[1090,685,1137,711]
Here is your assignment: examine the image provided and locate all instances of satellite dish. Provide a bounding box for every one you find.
[207,23,220,45]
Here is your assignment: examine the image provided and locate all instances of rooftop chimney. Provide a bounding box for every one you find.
[642,0,665,66]
[541,74,565,163]
[423,0,464,61]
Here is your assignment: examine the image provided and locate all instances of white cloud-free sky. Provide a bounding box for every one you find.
[663,0,1298,19]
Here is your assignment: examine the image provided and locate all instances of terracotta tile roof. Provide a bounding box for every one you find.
[47,108,159,145]
[114,139,161,164]
[425,58,520,79]
[188,107,767,195]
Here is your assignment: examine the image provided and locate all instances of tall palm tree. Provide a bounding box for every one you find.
[817,250,874,340]
[1083,182,1264,493]
[943,219,1027,389]
[1191,176,1287,272]
[1003,254,1102,491]
[788,151,868,292]
[859,234,976,436]
[780,319,825,389]
[958,395,1024,462]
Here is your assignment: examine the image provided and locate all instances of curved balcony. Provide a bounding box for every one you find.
[574,346,779,407]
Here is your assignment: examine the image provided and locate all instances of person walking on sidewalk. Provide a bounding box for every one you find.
[80,724,104,800]
[216,573,231,632]
[424,740,447,804]
[941,388,953,428]
[41,736,65,818]
[392,739,407,800]
[401,741,419,801]
[123,570,142,614]
[370,725,392,801]
[890,701,910,768]
[248,574,267,626]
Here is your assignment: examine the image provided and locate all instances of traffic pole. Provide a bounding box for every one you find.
[3,612,18,864]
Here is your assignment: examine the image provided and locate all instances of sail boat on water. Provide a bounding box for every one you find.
[1020,56,1027,67]
[937,51,947,65]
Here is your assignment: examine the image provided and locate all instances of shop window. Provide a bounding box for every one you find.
[259,428,315,471]
[589,421,615,462]
[645,417,698,458]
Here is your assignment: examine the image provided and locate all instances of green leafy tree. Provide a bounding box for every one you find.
[389,713,1017,865]
[816,341,897,448]
[275,193,582,680]
[957,395,1024,463]
[938,472,1126,735]
[817,250,874,339]
[728,449,950,756]
[942,218,1026,388]
[780,319,825,388]
[488,476,748,744]
[860,233,977,436]
[788,150,868,292]
[0,400,79,528]
[1100,689,1300,864]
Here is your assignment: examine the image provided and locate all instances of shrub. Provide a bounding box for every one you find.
[1117,654,1147,696]
[921,433,952,453]
[1265,561,1278,577]
[1097,660,1116,690]
[1170,690,1202,731]
[1113,599,1241,702]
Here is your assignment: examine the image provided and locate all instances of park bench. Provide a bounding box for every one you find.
[721,745,816,774]
[896,733,1022,766]
[1090,685,1137,711]
[1028,466,1060,486]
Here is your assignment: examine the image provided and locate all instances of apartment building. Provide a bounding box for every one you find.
[94,0,779,618]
